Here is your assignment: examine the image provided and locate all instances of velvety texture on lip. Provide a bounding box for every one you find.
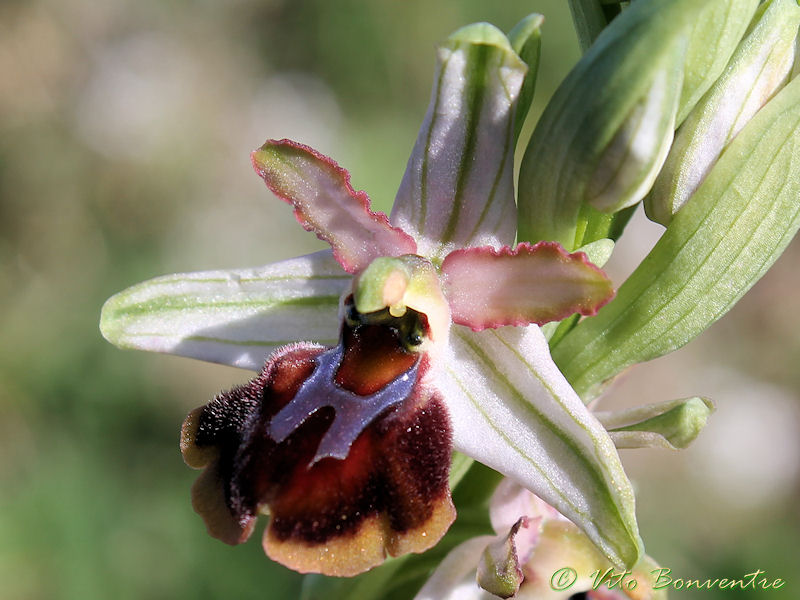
[181,318,455,576]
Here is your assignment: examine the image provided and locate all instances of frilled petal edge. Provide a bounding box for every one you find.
[440,242,615,331]
[252,139,417,274]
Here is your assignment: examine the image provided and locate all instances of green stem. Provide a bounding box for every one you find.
[568,0,624,52]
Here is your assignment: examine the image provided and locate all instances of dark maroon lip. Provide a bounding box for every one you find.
[183,307,454,574]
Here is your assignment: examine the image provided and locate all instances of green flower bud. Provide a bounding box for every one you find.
[476,518,527,599]
[647,0,800,225]
[518,0,757,249]
[553,73,800,400]
[596,397,715,450]
[678,0,760,124]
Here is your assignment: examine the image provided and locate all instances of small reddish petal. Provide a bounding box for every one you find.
[440,242,616,331]
[251,139,417,273]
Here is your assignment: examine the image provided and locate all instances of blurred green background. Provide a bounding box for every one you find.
[1,1,798,598]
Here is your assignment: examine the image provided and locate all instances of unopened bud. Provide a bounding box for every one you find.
[647,0,800,225]
[518,0,751,248]
[476,518,529,599]
[596,397,715,450]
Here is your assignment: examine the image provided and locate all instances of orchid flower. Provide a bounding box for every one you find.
[98,0,800,585]
[100,21,643,576]
[415,479,666,600]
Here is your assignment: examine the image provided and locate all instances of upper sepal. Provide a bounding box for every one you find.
[252,139,417,273]
[391,22,527,260]
[440,242,615,331]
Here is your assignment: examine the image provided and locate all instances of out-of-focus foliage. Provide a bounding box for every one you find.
[1,1,799,598]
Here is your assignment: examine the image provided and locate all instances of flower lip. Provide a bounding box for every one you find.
[182,305,455,576]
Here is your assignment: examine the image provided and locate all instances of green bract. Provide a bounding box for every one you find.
[517,0,757,249]
[553,72,800,400]
[596,397,715,451]
[507,13,543,143]
[648,0,800,225]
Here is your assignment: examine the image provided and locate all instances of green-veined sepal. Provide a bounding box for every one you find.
[100,250,348,370]
[391,22,527,261]
[438,325,642,569]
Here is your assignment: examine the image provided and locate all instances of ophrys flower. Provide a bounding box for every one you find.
[100,21,642,576]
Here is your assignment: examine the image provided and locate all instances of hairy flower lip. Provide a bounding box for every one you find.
[266,341,421,465]
[181,318,456,577]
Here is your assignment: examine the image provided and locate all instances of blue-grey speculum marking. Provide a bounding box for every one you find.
[267,345,420,465]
